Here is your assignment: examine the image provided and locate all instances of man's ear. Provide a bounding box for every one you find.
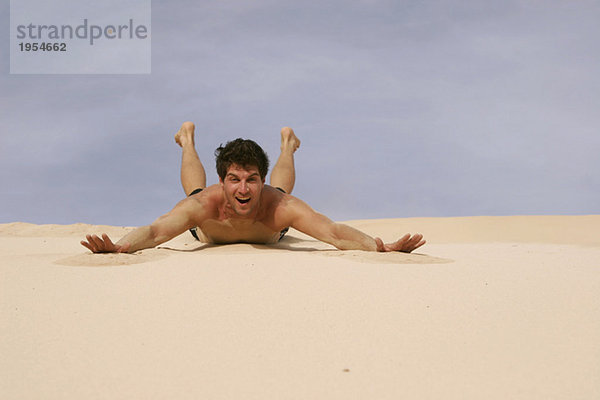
[219,177,224,187]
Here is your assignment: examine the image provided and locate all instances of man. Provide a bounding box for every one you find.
[81,122,426,254]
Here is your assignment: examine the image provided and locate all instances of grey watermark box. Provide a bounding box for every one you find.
[10,0,151,74]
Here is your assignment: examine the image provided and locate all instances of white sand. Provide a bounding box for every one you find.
[1,215,599,399]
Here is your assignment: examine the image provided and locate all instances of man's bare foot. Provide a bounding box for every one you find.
[174,121,195,147]
[280,126,301,153]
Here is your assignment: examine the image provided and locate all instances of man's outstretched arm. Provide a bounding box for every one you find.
[286,197,425,253]
[81,197,202,254]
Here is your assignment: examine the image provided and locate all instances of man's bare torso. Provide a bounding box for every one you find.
[189,184,290,244]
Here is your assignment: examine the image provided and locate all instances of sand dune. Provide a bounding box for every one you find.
[1,215,599,399]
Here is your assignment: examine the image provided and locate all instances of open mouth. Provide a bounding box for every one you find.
[236,197,251,204]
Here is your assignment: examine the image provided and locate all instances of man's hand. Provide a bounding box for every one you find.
[81,234,131,254]
[375,233,426,253]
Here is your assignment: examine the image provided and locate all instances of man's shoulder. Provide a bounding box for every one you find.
[193,184,222,195]
[263,185,292,205]
[262,186,307,217]
[187,184,222,198]
[186,185,222,211]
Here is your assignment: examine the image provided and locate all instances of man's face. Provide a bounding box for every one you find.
[220,163,265,217]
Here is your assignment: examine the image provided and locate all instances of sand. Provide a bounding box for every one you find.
[1,215,599,399]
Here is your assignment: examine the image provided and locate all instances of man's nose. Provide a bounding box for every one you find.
[239,181,249,193]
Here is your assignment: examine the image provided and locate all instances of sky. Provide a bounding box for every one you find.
[1,0,599,226]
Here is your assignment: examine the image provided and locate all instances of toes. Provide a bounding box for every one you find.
[181,121,195,131]
[280,127,300,151]
[175,122,195,147]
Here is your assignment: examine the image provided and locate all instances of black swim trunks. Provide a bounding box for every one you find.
[187,187,290,242]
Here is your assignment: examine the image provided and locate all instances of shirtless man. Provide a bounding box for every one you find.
[81,122,426,254]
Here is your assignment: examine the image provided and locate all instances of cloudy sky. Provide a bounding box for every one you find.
[1,0,599,226]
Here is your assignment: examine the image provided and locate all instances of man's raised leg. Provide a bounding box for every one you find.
[270,126,301,194]
[175,121,207,196]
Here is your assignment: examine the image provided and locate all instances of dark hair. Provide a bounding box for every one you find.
[215,138,270,181]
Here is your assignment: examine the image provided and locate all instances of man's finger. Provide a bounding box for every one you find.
[397,233,411,243]
[88,234,105,250]
[413,239,426,251]
[81,240,95,253]
[406,234,423,248]
[85,235,101,252]
[102,234,115,249]
[393,233,411,249]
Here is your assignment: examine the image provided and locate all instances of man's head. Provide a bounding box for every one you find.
[215,139,270,216]
[215,138,269,182]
